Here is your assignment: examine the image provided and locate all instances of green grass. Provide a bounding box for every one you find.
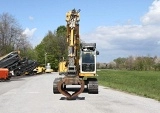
[97,69,160,101]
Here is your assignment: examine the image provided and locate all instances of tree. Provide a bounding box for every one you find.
[34,26,67,71]
[0,12,32,57]
[35,30,59,71]
[55,26,67,60]
[114,57,126,69]
[107,61,116,69]
[35,42,45,65]
[153,57,160,71]
[125,56,135,70]
[56,25,66,37]
[144,56,154,71]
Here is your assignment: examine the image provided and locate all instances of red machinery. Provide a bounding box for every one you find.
[0,68,11,80]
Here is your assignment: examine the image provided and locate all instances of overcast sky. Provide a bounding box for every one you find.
[1,0,160,63]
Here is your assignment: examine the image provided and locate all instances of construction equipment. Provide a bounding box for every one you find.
[53,9,99,99]
[0,51,21,71]
[45,63,53,73]
[0,51,38,77]
[17,59,38,75]
[0,51,21,76]
[33,66,45,74]
[0,68,11,80]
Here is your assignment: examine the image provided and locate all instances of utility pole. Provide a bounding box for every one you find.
[45,53,47,68]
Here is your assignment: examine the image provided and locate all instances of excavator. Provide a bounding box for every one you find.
[53,9,99,99]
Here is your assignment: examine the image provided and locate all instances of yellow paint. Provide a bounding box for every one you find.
[70,29,74,46]
[66,11,71,22]
[59,61,67,73]
[79,73,96,77]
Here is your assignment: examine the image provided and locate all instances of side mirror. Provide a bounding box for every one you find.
[96,51,99,55]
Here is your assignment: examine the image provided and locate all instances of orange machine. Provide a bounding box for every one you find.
[0,68,10,80]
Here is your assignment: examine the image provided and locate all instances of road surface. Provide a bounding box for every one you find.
[0,72,160,113]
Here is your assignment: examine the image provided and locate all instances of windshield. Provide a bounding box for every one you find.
[82,52,95,64]
[81,51,95,72]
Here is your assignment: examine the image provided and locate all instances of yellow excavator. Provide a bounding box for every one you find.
[53,9,99,99]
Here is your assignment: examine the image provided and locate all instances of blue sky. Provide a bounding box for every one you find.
[1,0,160,63]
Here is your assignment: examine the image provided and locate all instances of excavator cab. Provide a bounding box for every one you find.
[81,52,95,72]
[80,43,97,74]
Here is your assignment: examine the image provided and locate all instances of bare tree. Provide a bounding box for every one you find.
[0,13,31,56]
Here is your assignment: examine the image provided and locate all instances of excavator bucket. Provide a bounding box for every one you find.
[53,76,85,99]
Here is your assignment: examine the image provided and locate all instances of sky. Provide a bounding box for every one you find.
[1,0,160,63]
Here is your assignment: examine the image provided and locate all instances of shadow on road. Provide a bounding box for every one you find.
[60,96,85,100]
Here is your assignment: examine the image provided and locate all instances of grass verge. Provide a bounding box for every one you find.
[97,69,160,101]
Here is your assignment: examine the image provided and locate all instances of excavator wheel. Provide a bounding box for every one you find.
[88,78,98,94]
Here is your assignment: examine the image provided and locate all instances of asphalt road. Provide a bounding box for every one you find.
[0,72,160,113]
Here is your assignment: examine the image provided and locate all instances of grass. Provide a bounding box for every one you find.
[97,69,160,101]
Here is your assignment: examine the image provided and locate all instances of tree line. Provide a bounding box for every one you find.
[97,56,160,71]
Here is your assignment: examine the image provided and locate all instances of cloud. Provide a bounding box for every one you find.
[23,28,37,38]
[141,0,160,25]
[81,0,160,62]
[29,16,34,21]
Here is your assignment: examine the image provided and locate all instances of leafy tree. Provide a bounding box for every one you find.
[35,42,45,65]
[144,56,154,71]
[55,26,67,60]
[34,26,67,71]
[56,25,66,37]
[154,63,160,71]
[114,57,126,69]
